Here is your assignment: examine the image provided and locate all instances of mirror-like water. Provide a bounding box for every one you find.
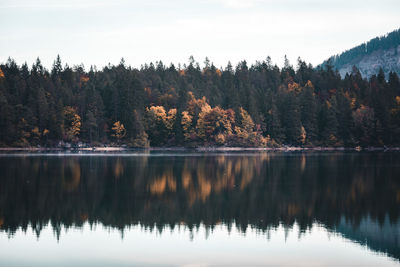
[0,152,399,266]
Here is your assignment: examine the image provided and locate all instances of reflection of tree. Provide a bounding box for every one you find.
[149,169,176,195]
[113,158,124,179]
[177,155,267,206]
[0,153,399,258]
[61,158,81,192]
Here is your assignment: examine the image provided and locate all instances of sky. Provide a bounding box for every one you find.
[0,0,399,70]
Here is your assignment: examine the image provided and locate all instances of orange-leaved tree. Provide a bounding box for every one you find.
[111,121,126,143]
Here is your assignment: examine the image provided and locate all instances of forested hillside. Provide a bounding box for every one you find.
[324,28,400,78]
[1,56,400,147]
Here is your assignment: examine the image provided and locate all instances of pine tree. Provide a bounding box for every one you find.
[280,91,302,145]
[336,91,354,145]
[300,81,317,144]
[319,99,339,145]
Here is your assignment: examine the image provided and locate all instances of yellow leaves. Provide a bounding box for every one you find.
[29,127,41,143]
[390,96,400,117]
[165,108,177,130]
[147,105,167,120]
[111,121,126,140]
[351,98,357,109]
[196,106,235,142]
[180,93,268,146]
[186,91,211,116]
[144,91,268,147]
[299,126,306,144]
[396,96,400,106]
[305,80,314,90]
[80,75,89,83]
[288,82,301,93]
[326,100,332,109]
[181,111,193,140]
[145,105,177,144]
[179,69,185,76]
[31,127,40,137]
[200,102,212,114]
[196,109,208,139]
[234,126,248,139]
[153,107,176,130]
[287,80,314,95]
[63,106,81,140]
[0,68,4,79]
[146,106,177,130]
[215,133,225,145]
[238,107,254,132]
[215,69,222,77]
[181,111,192,128]
[73,115,81,131]
[262,135,270,146]
[234,107,267,147]
[43,129,50,136]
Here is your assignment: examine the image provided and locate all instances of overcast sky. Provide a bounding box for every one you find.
[1,0,399,69]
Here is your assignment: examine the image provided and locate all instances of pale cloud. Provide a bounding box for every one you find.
[0,0,113,9]
[211,0,261,8]
[0,0,399,69]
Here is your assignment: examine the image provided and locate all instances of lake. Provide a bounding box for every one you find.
[0,151,399,266]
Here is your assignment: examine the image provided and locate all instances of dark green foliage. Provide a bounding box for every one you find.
[300,82,318,143]
[323,28,400,74]
[0,55,399,147]
[318,98,339,145]
[336,91,354,145]
[279,91,302,145]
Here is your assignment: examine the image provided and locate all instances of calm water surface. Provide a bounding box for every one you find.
[0,152,399,266]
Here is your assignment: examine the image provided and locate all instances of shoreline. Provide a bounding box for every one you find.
[0,146,399,152]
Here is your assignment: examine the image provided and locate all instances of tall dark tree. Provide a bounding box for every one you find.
[300,81,318,144]
[0,55,399,147]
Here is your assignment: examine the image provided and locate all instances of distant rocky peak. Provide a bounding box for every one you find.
[322,29,400,78]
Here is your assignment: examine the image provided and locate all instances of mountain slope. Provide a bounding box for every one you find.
[323,28,400,78]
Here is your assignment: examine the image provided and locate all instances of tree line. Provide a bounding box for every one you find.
[1,55,400,147]
[324,28,400,74]
[1,153,399,258]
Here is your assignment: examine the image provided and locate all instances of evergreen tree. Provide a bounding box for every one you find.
[280,91,302,145]
[0,55,399,147]
[319,99,339,145]
[300,81,317,144]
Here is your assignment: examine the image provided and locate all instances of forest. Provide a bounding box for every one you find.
[1,153,399,258]
[0,55,400,147]
[324,28,400,73]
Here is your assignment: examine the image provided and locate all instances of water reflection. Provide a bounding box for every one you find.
[0,152,399,261]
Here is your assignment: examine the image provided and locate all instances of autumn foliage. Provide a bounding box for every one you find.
[63,106,81,141]
[111,121,126,141]
[0,56,400,147]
